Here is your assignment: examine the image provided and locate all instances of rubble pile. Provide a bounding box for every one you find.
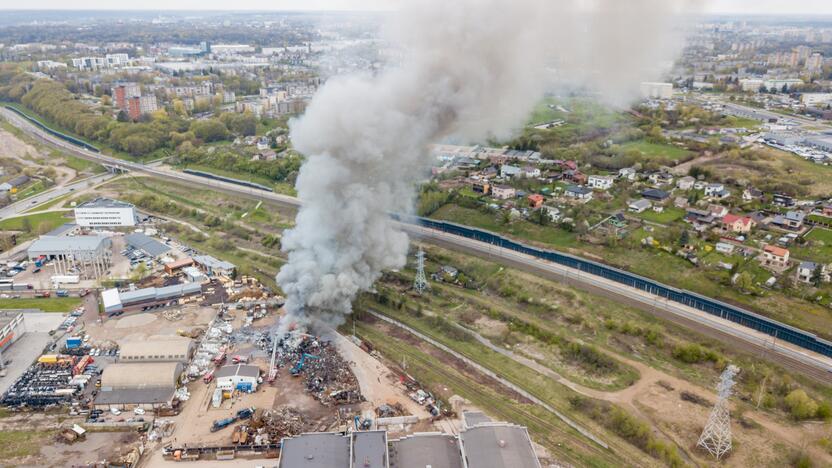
[240,406,308,445]
[268,333,363,407]
[163,309,183,321]
[375,402,407,418]
[186,319,232,379]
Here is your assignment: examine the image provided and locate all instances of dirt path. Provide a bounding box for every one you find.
[0,127,76,185]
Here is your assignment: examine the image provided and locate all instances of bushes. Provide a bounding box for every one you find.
[671,343,722,365]
[190,119,230,142]
[785,389,820,420]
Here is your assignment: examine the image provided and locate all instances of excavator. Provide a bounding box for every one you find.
[290,353,319,376]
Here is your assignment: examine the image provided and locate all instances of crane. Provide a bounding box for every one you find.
[291,353,319,376]
[267,338,279,382]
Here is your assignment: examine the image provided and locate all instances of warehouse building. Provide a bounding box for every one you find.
[101,282,203,315]
[94,362,182,410]
[27,235,112,280]
[74,198,137,227]
[215,364,260,392]
[0,311,24,353]
[278,421,539,468]
[193,254,236,277]
[118,337,194,363]
[125,232,170,258]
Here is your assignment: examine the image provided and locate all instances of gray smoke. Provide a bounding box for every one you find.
[277,0,698,331]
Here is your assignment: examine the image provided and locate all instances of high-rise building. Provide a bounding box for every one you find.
[806,53,824,74]
[114,83,141,109]
[127,95,158,120]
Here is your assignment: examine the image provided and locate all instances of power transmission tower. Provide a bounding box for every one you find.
[413,248,429,295]
[698,364,740,460]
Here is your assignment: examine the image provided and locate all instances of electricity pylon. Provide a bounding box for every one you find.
[413,248,429,294]
[698,364,740,460]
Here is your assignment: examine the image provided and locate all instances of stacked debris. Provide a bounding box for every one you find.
[244,406,308,445]
[186,319,232,379]
[147,419,176,441]
[269,333,363,406]
[375,402,407,418]
[163,309,183,321]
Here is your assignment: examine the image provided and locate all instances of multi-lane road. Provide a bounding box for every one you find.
[3,106,832,383]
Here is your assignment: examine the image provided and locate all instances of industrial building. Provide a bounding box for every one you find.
[27,235,112,280]
[125,232,170,258]
[94,362,182,410]
[277,417,540,468]
[101,282,203,315]
[215,364,260,392]
[193,254,236,277]
[640,82,673,99]
[0,311,24,353]
[118,337,194,363]
[74,198,137,227]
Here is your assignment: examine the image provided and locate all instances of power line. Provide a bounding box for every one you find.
[698,364,740,460]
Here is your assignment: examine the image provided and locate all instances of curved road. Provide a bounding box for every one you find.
[3,106,832,384]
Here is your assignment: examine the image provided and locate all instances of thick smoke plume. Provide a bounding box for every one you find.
[277,0,697,330]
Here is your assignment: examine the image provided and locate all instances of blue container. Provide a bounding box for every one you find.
[66,337,82,349]
[236,382,253,392]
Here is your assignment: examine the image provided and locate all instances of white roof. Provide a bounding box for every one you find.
[101,288,122,309]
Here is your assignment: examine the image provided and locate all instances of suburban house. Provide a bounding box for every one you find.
[472,180,491,195]
[618,167,637,181]
[500,165,522,178]
[773,194,796,207]
[492,185,516,200]
[563,170,588,185]
[721,214,756,234]
[686,209,716,230]
[674,196,688,208]
[708,204,729,219]
[587,175,614,191]
[528,194,544,209]
[648,172,674,187]
[523,166,541,178]
[542,205,562,222]
[641,188,670,202]
[761,245,790,270]
[796,261,830,284]
[705,183,730,199]
[565,185,593,202]
[628,199,652,213]
[677,176,696,191]
[743,188,764,201]
[771,211,805,231]
[716,242,735,254]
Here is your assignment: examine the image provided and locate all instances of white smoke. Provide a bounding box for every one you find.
[277,0,699,330]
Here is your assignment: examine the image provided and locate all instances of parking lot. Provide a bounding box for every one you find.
[0,313,66,395]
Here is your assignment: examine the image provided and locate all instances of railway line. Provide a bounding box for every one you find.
[3,105,832,385]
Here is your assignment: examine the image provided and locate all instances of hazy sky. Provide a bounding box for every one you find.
[2,0,832,14]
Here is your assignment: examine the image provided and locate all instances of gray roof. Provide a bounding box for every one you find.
[28,235,109,256]
[460,424,541,468]
[94,387,175,405]
[193,254,235,271]
[215,364,260,379]
[125,232,170,257]
[800,261,818,271]
[78,197,134,209]
[279,433,350,468]
[391,433,463,468]
[566,185,592,195]
[6,175,30,187]
[119,282,201,306]
[463,411,493,427]
[45,223,78,237]
[352,431,387,468]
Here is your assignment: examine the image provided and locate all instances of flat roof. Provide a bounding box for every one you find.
[391,433,463,468]
[352,431,387,468]
[215,364,260,379]
[193,254,235,270]
[28,235,109,254]
[279,433,350,468]
[45,223,78,237]
[77,197,134,209]
[125,232,170,257]
[101,288,121,310]
[463,410,492,427]
[460,424,541,468]
[94,387,175,405]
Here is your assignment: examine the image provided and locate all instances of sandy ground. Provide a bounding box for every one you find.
[0,128,76,186]
[83,304,216,345]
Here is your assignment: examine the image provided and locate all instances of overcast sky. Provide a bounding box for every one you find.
[3,0,832,14]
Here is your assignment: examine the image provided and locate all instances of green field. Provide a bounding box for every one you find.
[618,140,693,162]
[0,430,57,460]
[0,297,81,312]
[792,228,832,264]
[631,206,685,224]
[0,211,69,234]
[14,180,48,200]
[181,163,296,196]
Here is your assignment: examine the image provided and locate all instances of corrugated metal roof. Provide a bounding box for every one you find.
[215,364,260,379]
[120,288,156,304]
[125,232,170,257]
[391,434,463,468]
[119,337,193,361]
[28,235,109,255]
[278,433,350,468]
[100,362,182,389]
[460,424,541,468]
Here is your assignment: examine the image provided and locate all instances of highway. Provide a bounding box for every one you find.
[0,173,114,219]
[3,106,832,384]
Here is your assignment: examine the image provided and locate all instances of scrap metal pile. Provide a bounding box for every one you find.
[185,319,233,380]
[266,332,363,407]
[237,407,309,445]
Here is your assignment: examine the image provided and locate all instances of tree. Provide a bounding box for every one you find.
[190,119,230,142]
[20,217,32,233]
[116,110,129,122]
[735,271,754,292]
[785,389,818,420]
[101,94,111,106]
[812,264,824,288]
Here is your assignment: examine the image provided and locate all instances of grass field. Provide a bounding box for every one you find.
[181,163,297,196]
[631,206,685,224]
[14,180,48,200]
[792,228,832,264]
[0,211,69,234]
[618,140,693,162]
[430,204,578,249]
[0,297,81,312]
[0,430,57,460]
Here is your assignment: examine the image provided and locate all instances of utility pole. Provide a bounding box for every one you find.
[413,248,429,295]
[698,364,740,460]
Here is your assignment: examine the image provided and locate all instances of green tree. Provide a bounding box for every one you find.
[785,389,818,420]
[190,119,230,142]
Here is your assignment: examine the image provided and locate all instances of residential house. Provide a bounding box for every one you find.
[618,167,637,181]
[628,199,652,213]
[721,214,756,234]
[773,194,796,207]
[528,194,544,209]
[742,187,763,201]
[472,180,491,195]
[542,205,562,222]
[674,197,689,209]
[563,170,587,185]
[761,244,790,270]
[0,175,30,193]
[565,185,593,202]
[641,188,670,202]
[491,185,516,200]
[685,209,716,230]
[822,205,832,217]
[500,165,522,178]
[716,242,735,254]
[587,175,614,191]
[649,172,674,187]
[796,261,830,284]
[771,211,805,231]
[523,166,541,178]
[705,183,730,199]
[708,204,729,219]
[677,176,696,191]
